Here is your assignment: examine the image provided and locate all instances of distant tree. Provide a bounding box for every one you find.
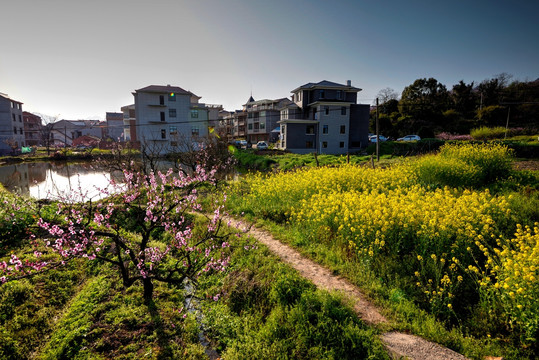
[399,78,450,129]
[376,87,399,104]
[451,80,478,118]
[33,113,59,155]
[477,73,512,108]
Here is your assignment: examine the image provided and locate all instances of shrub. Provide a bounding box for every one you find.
[414,154,481,188]
[438,142,514,184]
[471,126,507,140]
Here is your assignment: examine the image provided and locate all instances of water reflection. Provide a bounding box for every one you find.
[0,162,123,201]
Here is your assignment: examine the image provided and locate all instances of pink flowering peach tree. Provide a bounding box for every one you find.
[0,166,232,303]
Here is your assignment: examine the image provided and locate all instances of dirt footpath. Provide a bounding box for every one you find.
[225,217,469,360]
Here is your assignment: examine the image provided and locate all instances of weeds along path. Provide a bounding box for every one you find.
[225,216,469,360]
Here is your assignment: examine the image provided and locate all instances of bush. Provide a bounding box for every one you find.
[414,154,481,188]
[471,126,507,140]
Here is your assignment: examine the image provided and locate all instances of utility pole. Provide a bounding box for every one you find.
[376,98,379,162]
[504,106,510,139]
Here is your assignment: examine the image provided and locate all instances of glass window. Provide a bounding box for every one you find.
[320,90,325,99]
[323,125,328,134]
[260,122,265,129]
[340,125,346,134]
[248,123,253,130]
[12,114,15,122]
[13,126,17,134]
[160,112,165,121]
[169,109,176,117]
[306,125,315,134]
[169,126,177,134]
[159,95,164,105]
[161,129,166,139]
[18,115,22,122]
[340,141,345,148]
[191,109,199,118]
[341,107,347,115]
[306,141,314,148]
[322,141,328,148]
[192,126,199,135]
[336,90,342,100]
[325,106,329,115]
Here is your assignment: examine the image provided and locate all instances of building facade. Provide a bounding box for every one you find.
[133,85,218,154]
[0,93,25,155]
[279,80,370,154]
[121,104,137,143]
[23,112,43,146]
[105,112,124,141]
[49,120,104,147]
[243,97,292,143]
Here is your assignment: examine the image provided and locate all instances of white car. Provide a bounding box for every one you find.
[369,135,388,143]
[397,135,421,141]
[256,141,268,150]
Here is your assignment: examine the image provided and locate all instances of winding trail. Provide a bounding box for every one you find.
[225,216,469,360]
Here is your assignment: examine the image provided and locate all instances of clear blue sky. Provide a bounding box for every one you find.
[1,0,538,120]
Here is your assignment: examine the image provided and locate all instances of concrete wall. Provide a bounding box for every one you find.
[0,96,25,154]
[349,104,370,149]
[317,104,350,155]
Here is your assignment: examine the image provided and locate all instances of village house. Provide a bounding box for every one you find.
[0,92,25,155]
[278,80,370,154]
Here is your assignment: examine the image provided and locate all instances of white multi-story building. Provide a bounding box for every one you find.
[133,85,218,154]
[0,92,25,155]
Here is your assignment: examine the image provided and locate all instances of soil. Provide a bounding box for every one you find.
[225,216,470,360]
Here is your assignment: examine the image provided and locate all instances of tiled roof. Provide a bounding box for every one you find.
[135,85,194,96]
[292,80,361,92]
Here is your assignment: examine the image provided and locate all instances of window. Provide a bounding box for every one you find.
[320,89,325,99]
[260,122,265,129]
[20,128,23,134]
[336,90,342,100]
[323,125,328,134]
[159,95,164,105]
[260,111,266,117]
[340,141,345,148]
[161,129,166,139]
[168,93,176,101]
[306,141,314,148]
[18,115,22,122]
[340,125,346,134]
[322,141,328,148]
[191,109,199,118]
[170,141,178,146]
[341,107,347,115]
[13,127,17,134]
[12,114,15,122]
[169,109,176,117]
[325,106,329,115]
[248,112,253,119]
[248,123,253,130]
[306,125,315,134]
[297,92,302,101]
[160,112,165,121]
[192,126,199,136]
[169,126,177,134]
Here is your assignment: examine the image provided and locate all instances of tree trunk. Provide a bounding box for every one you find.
[143,278,154,303]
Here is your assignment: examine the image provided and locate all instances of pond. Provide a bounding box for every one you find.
[0,162,125,201]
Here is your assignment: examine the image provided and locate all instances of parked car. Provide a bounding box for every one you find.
[368,135,388,143]
[256,141,269,150]
[397,135,421,141]
[234,140,248,149]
